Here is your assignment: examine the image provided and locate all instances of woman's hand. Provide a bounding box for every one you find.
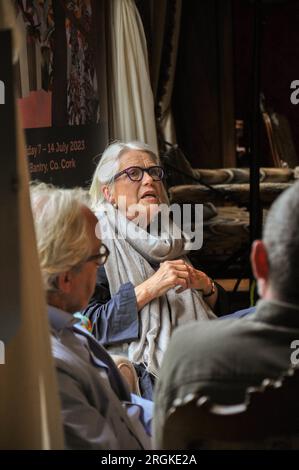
[135,259,190,310]
[186,265,218,309]
[135,260,218,310]
[186,266,211,293]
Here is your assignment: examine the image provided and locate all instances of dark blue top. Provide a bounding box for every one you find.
[82,266,139,346]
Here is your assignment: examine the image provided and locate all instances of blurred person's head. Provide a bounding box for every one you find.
[251,181,299,304]
[31,183,108,313]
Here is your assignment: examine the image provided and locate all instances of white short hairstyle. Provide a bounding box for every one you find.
[89,140,167,209]
[30,183,93,292]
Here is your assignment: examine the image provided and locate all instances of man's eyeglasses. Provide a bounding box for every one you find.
[84,243,110,266]
[113,166,165,182]
[51,243,110,290]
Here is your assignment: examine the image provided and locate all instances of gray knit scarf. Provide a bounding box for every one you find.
[96,203,215,377]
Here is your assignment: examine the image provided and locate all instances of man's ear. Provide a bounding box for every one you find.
[251,240,269,283]
[102,185,115,205]
[56,271,73,294]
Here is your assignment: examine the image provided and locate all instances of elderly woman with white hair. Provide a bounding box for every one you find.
[82,141,227,393]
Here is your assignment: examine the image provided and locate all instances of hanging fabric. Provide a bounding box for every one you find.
[107,0,158,152]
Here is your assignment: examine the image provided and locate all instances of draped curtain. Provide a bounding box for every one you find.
[106,0,158,152]
[156,1,181,147]
[138,0,235,168]
[135,0,182,151]
[151,0,182,148]
[172,0,235,168]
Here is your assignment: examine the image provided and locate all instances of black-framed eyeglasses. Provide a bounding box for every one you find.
[113,166,165,182]
[84,243,110,266]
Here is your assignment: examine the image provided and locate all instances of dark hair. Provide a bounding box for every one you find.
[263,181,299,303]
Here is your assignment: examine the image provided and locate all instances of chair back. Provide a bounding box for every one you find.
[162,368,299,449]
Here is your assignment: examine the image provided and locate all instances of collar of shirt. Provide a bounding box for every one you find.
[47,304,78,335]
[48,304,110,373]
[255,298,299,328]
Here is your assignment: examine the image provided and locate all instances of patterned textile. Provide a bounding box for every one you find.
[201,206,250,256]
[66,0,99,125]
[189,206,252,276]
[162,146,297,276]
[169,182,293,208]
[16,0,99,124]
[17,0,54,94]
[161,146,298,187]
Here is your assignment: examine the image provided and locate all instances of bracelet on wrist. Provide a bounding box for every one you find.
[203,278,216,298]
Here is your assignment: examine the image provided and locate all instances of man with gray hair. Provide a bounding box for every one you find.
[31,183,152,450]
[154,181,299,446]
